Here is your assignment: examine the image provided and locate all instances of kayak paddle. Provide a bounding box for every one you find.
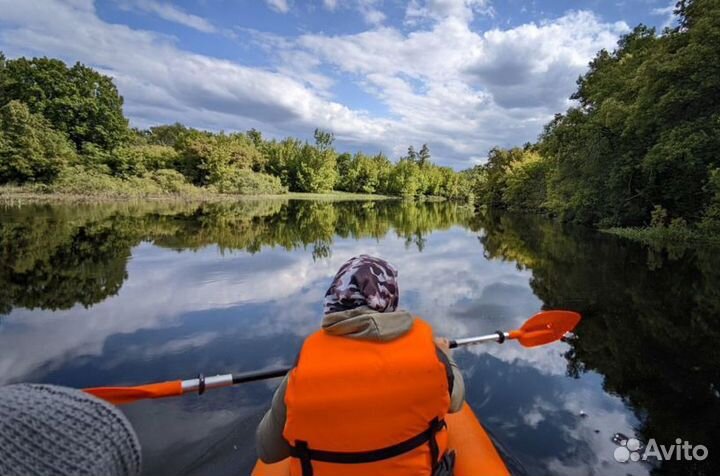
[449,309,581,348]
[84,310,580,405]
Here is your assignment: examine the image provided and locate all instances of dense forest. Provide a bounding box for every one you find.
[471,0,720,238]
[0,54,472,201]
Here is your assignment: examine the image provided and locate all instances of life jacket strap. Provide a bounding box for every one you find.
[290,418,446,476]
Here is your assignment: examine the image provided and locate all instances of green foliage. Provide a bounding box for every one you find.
[337,152,380,193]
[502,151,548,211]
[178,132,265,186]
[144,123,191,148]
[110,145,181,178]
[78,142,113,174]
[208,168,287,195]
[388,158,420,196]
[699,169,720,234]
[0,56,128,150]
[472,0,720,233]
[372,153,394,193]
[262,137,302,188]
[473,147,543,209]
[146,169,198,194]
[288,132,338,193]
[48,165,198,197]
[0,53,471,200]
[0,101,76,183]
[650,205,668,228]
[417,144,431,168]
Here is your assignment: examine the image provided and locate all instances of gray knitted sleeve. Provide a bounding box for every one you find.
[0,384,142,476]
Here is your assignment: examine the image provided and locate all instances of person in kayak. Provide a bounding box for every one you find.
[256,254,464,476]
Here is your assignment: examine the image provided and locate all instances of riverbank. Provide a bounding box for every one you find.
[0,185,399,205]
[603,225,720,247]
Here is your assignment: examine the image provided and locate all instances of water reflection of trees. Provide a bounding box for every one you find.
[0,200,473,313]
[479,212,720,476]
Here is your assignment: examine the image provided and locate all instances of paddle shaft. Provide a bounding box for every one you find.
[179,335,510,395]
[179,367,294,395]
[84,310,581,405]
[449,332,510,348]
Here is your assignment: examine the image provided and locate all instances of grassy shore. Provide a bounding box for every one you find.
[603,226,720,247]
[0,185,398,205]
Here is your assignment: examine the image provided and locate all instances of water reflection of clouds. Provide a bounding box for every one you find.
[1,222,647,476]
[4,226,568,383]
[462,353,649,476]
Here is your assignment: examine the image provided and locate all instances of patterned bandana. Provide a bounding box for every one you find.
[323,255,399,315]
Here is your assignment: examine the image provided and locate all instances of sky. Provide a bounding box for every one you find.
[0,0,678,168]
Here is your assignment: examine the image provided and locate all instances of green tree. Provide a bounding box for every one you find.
[473,147,527,208]
[313,128,334,152]
[145,123,191,148]
[335,152,353,191]
[0,56,129,150]
[287,130,337,192]
[110,144,181,177]
[502,150,549,211]
[247,128,263,148]
[291,142,337,192]
[472,0,720,231]
[373,153,393,194]
[263,137,303,188]
[0,101,76,183]
[406,145,417,163]
[699,169,720,234]
[417,144,431,168]
[179,132,264,186]
[388,158,420,196]
[344,153,380,193]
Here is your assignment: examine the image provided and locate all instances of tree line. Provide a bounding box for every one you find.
[471,0,720,237]
[0,52,472,200]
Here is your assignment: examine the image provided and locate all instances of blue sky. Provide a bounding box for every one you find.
[0,1,677,168]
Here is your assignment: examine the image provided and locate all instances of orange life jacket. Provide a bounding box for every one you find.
[283,317,451,476]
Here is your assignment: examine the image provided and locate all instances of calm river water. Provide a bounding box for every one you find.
[0,199,717,475]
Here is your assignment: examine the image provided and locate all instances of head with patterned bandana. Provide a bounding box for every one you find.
[323,255,399,315]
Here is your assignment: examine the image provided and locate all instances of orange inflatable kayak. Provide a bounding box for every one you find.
[252,402,510,476]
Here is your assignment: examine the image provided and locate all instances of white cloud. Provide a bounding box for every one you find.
[357,0,385,24]
[406,0,494,24]
[295,9,628,165]
[0,0,629,167]
[652,2,678,29]
[265,0,290,14]
[0,0,386,142]
[122,0,217,33]
[320,0,386,25]
[466,12,629,108]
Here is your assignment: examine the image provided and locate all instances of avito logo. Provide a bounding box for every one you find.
[614,437,708,463]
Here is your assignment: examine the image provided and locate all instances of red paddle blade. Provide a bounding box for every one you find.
[508,310,581,348]
[84,380,183,405]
